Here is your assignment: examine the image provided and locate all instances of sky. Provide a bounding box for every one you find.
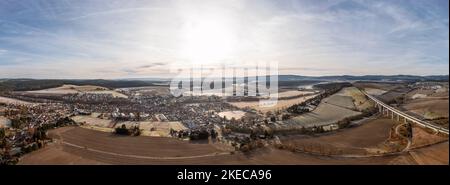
[0,0,449,79]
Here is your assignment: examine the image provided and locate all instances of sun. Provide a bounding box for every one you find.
[180,18,236,65]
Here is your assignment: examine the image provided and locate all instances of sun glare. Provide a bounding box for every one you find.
[181,18,236,65]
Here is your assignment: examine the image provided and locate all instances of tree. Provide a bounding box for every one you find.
[317,126,325,133]
[0,128,5,140]
[0,128,5,148]
[281,114,291,120]
[250,130,257,139]
[300,126,306,134]
[210,129,217,139]
[136,112,141,121]
[264,129,274,139]
[114,124,129,135]
[270,116,276,122]
[131,125,141,136]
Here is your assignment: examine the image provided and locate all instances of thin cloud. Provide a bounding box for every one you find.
[0,0,448,78]
[138,62,166,69]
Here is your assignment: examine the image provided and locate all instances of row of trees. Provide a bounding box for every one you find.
[287,84,350,114]
[169,128,218,140]
[114,124,141,136]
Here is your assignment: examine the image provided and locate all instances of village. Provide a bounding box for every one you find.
[0,79,448,165]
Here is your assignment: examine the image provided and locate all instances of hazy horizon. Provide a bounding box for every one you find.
[1,73,448,81]
[1,0,449,79]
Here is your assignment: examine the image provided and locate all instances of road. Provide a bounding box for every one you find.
[395,123,412,151]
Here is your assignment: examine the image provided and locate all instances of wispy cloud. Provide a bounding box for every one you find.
[0,0,448,78]
[139,62,166,69]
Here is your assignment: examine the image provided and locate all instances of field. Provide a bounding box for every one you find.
[217,111,246,120]
[0,116,11,128]
[281,117,396,155]
[286,87,363,128]
[0,96,35,105]
[405,86,449,99]
[378,89,410,103]
[19,126,233,165]
[120,86,169,96]
[72,115,186,137]
[408,142,449,165]
[19,126,424,165]
[355,83,410,102]
[287,103,360,128]
[26,84,128,98]
[229,94,318,113]
[323,95,355,110]
[336,87,374,111]
[354,82,402,91]
[402,99,449,120]
[364,88,387,96]
[56,127,223,157]
[411,126,448,148]
[72,115,114,128]
[276,90,317,98]
[17,140,107,165]
[131,121,187,137]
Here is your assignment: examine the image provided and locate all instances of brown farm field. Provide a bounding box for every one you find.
[280,118,396,155]
[18,125,443,165]
[0,96,35,106]
[52,126,225,157]
[409,142,449,165]
[402,98,449,120]
[411,126,448,148]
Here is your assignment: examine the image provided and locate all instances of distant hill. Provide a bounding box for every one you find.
[1,75,447,92]
[0,79,161,92]
[276,75,449,82]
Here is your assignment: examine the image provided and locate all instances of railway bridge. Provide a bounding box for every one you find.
[363,91,449,135]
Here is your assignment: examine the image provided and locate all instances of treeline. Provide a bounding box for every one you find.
[114,124,141,136]
[10,116,77,130]
[335,107,377,129]
[287,82,352,114]
[312,82,352,90]
[273,125,329,136]
[0,79,165,91]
